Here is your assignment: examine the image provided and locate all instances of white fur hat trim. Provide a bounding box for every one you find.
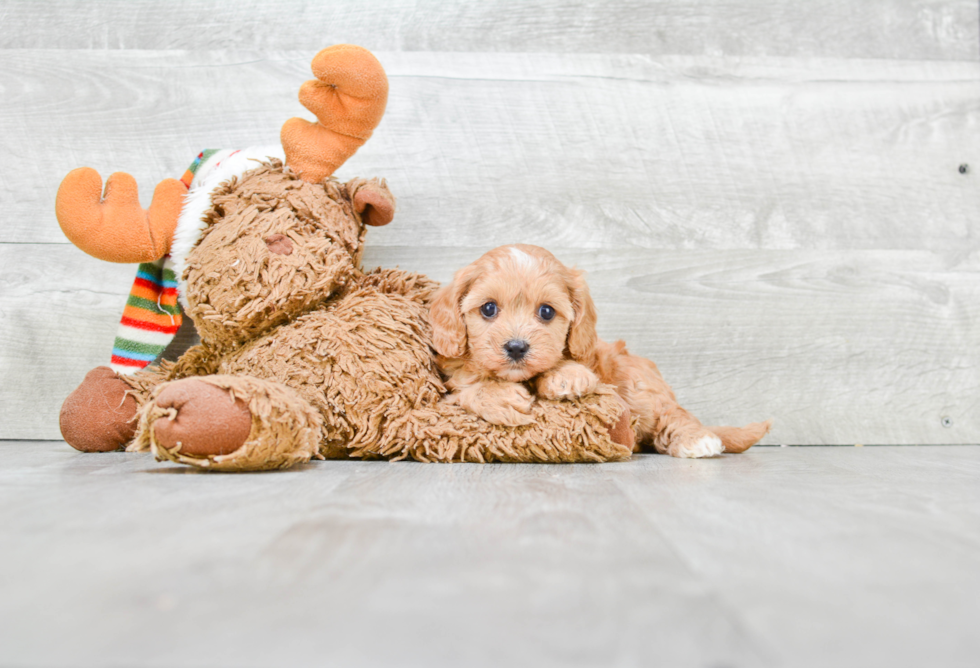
[170,146,285,309]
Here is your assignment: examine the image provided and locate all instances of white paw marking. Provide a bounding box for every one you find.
[677,434,724,459]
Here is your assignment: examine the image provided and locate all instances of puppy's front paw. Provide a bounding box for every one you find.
[449,382,536,427]
[535,362,600,400]
[667,432,724,459]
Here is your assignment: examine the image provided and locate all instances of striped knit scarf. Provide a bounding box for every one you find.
[110,258,182,373]
[109,147,284,374]
[109,150,218,374]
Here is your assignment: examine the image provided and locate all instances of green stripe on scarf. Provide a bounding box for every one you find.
[125,294,181,315]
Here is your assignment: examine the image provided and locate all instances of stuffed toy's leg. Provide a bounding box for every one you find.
[60,366,168,452]
[59,344,220,453]
[380,386,636,463]
[133,376,633,469]
[131,375,322,472]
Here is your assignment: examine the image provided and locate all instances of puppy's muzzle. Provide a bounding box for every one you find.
[503,339,530,361]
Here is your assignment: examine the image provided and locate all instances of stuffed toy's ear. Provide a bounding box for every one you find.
[566,268,598,366]
[429,263,481,359]
[349,178,395,227]
[281,44,388,183]
[55,168,185,263]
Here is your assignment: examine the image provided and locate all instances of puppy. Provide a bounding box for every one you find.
[429,244,770,458]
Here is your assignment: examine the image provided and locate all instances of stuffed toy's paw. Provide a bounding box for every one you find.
[604,398,635,452]
[133,375,322,472]
[151,379,252,456]
[60,366,139,452]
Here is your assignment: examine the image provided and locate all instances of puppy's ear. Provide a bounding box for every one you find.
[429,263,479,358]
[566,268,598,365]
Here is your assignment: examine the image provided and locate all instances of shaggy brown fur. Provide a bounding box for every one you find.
[59,163,632,470]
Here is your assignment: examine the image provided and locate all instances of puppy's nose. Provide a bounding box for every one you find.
[503,339,530,361]
[264,234,293,256]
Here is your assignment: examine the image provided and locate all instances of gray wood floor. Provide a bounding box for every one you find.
[2,441,978,668]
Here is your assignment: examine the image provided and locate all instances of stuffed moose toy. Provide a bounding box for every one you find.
[56,45,638,471]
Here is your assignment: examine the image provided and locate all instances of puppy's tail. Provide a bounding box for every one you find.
[708,419,773,454]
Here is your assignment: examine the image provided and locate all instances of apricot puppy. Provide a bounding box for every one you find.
[429,245,771,458]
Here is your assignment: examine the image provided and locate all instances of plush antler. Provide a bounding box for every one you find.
[55,168,186,263]
[281,44,389,184]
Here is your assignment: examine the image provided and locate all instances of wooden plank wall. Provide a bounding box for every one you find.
[1,0,978,444]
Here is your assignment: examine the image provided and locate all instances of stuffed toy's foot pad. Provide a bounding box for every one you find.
[60,366,138,452]
[152,378,252,456]
[605,400,636,452]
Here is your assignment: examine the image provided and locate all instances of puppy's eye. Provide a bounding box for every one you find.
[480,301,498,319]
[537,304,556,321]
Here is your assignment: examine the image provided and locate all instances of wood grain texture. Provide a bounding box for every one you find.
[0,0,976,61]
[3,51,977,251]
[3,243,977,444]
[3,8,979,447]
[1,442,978,667]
